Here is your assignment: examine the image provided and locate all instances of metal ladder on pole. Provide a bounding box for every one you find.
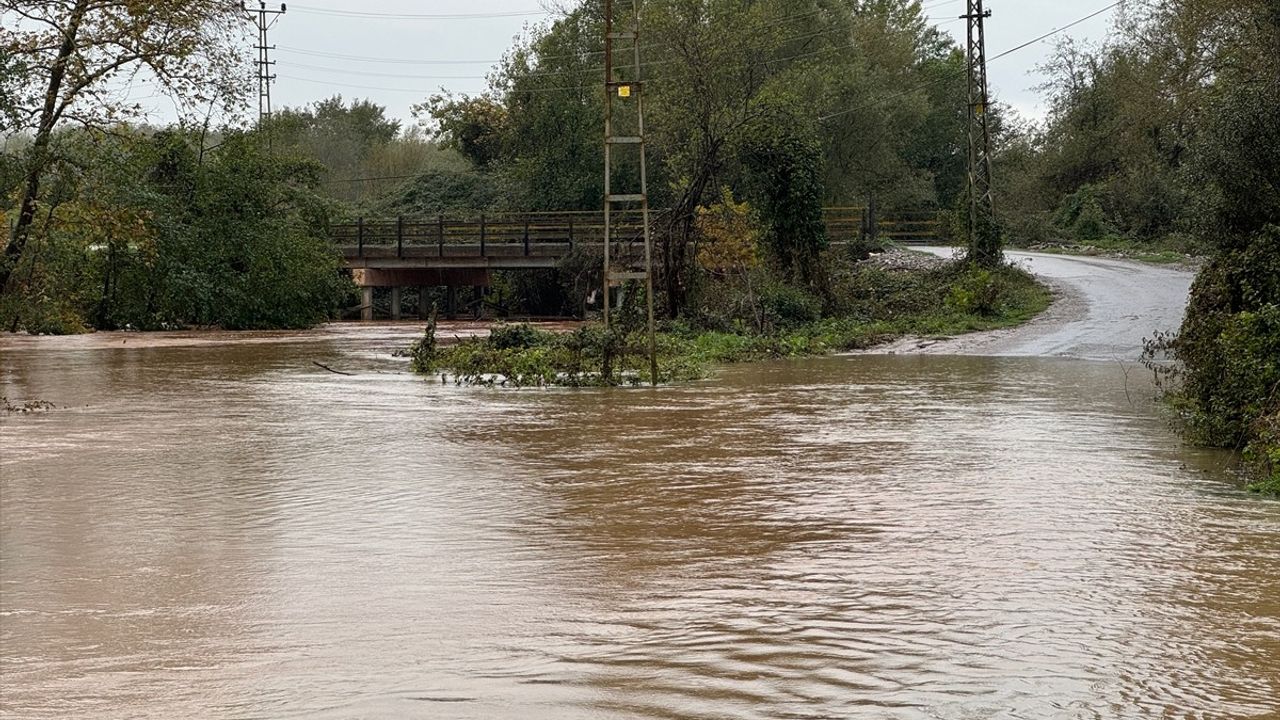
[603,0,658,386]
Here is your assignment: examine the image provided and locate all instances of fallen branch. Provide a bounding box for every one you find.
[312,361,355,376]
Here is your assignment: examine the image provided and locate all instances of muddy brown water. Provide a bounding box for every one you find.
[2,324,1278,719]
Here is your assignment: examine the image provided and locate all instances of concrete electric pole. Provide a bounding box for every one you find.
[963,0,1001,266]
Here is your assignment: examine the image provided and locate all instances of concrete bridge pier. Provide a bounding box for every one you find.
[390,288,402,321]
[446,286,458,320]
[351,267,490,322]
[417,286,430,320]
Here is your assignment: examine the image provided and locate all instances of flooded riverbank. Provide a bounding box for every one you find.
[2,322,1278,719]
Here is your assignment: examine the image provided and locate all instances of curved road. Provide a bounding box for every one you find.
[914,248,1197,361]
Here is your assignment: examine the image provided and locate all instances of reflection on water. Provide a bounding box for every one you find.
[2,326,1278,719]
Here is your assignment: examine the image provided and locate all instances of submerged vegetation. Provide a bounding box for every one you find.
[410,256,1050,387]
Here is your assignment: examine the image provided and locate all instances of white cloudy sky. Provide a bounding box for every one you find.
[142,0,1120,126]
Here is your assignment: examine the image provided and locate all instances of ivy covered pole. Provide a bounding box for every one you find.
[963,0,1002,267]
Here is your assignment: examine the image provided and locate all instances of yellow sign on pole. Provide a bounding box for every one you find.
[618,85,632,98]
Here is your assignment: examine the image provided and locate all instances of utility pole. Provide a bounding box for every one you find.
[244,2,286,125]
[602,0,658,386]
[962,0,1000,266]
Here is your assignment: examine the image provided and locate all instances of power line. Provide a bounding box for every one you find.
[279,35,894,96]
[987,1,1121,62]
[286,4,552,20]
[277,17,967,93]
[274,7,847,68]
[277,45,499,65]
[277,61,493,80]
[277,21,962,81]
[819,0,1122,121]
[285,2,1116,113]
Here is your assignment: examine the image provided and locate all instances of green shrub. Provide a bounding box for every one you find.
[946,268,1002,316]
[488,322,553,351]
[758,281,822,328]
[1052,184,1116,244]
[1244,408,1280,495]
[408,310,439,373]
[1073,196,1111,243]
[1171,230,1280,448]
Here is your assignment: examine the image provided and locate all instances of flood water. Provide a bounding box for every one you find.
[2,324,1279,719]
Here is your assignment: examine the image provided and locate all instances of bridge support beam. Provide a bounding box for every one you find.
[418,286,430,319]
[351,268,490,323]
[352,267,490,289]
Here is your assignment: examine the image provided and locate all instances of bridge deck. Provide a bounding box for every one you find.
[334,208,943,270]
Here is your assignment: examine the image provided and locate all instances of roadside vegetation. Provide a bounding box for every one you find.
[410,254,1049,387]
[1025,237,1199,266]
[1035,0,1280,494]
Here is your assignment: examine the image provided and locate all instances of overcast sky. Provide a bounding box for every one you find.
[154,0,1120,127]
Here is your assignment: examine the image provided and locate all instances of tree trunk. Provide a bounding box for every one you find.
[2,0,91,294]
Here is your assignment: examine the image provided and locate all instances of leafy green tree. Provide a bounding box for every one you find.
[267,96,413,204]
[738,102,828,281]
[0,127,349,333]
[416,94,512,172]
[482,4,606,212]
[1,0,246,293]
[412,0,969,315]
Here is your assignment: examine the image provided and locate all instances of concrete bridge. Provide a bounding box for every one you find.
[334,208,941,320]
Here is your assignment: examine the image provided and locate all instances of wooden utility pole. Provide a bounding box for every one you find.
[963,0,1000,266]
[602,0,658,386]
[244,2,286,125]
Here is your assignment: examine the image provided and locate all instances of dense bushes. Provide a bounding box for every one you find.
[373,166,500,217]
[1161,230,1280,491]
[1,128,350,333]
[1149,20,1280,492]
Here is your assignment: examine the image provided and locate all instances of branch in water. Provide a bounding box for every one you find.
[312,362,354,377]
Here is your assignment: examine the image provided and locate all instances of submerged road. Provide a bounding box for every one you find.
[912,248,1198,361]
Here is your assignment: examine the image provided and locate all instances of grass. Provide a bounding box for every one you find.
[409,260,1052,388]
[1026,235,1201,265]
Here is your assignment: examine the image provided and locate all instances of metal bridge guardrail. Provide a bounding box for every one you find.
[333,208,945,259]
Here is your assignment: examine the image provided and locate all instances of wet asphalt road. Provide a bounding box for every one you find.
[917,248,1196,361]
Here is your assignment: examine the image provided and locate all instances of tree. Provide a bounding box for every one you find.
[267,96,411,203]
[416,93,511,172]
[423,0,968,316]
[738,102,828,281]
[0,0,246,293]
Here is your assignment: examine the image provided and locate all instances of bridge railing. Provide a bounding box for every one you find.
[334,207,944,259]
